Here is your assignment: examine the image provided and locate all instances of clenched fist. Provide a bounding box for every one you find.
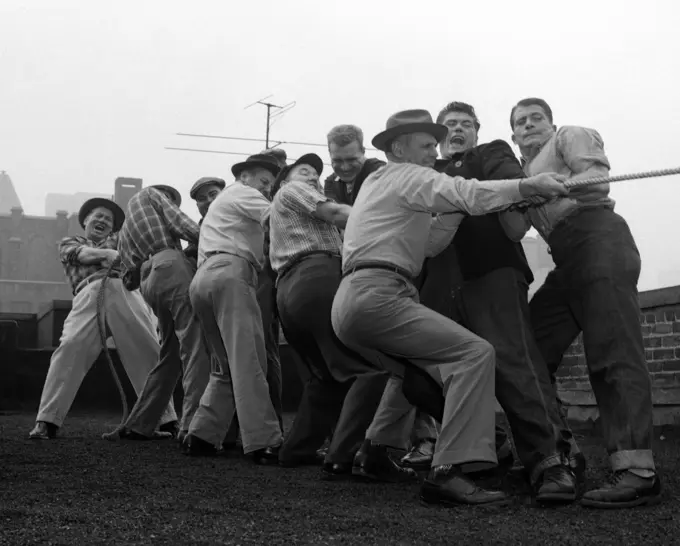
[519,172,569,199]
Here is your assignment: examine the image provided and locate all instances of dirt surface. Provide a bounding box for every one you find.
[1,412,677,546]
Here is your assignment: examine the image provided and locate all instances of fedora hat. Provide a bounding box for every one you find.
[78,197,125,232]
[150,184,182,207]
[371,109,448,152]
[231,154,282,179]
[189,177,226,199]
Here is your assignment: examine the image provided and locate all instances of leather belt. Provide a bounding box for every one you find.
[277,251,340,282]
[342,261,414,283]
[74,272,119,296]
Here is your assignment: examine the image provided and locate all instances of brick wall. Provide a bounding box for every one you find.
[557,285,680,424]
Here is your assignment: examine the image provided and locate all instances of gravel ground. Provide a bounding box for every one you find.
[0,411,678,546]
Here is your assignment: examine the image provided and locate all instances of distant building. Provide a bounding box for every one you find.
[44,192,111,217]
[0,177,145,313]
[0,171,22,214]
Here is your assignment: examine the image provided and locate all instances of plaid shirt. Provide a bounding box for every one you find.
[118,187,199,273]
[268,181,343,274]
[58,233,121,295]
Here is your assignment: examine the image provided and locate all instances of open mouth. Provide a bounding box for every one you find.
[93,224,106,233]
[450,136,466,146]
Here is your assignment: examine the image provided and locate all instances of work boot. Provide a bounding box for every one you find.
[400,438,435,471]
[534,464,577,505]
[420,465,509,507]
[352,440,418,483]
[581,470,662,509]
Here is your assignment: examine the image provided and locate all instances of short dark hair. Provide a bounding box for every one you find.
[510,98,554,128]
[436,101,480,131]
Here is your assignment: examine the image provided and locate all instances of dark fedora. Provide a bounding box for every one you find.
[273,153,324,191]
[372,109,448,152]
[150,184,182,207]
[78,197,125,232]
[189,177,226,199]
[231,154,282,179]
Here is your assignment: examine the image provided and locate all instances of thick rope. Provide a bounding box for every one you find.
[96,257,130,441]
[509,166,680,210]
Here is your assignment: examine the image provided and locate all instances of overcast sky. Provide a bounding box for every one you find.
[2,0,679,290]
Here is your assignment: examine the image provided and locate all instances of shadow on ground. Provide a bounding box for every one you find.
[0,412,677,545]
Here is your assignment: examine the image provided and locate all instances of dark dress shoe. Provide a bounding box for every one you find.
[352,442,419,483]
[535,465,577,504]
[581,470,662,509]
[420,465,509,507]
[182,434,219,457]
[321,462,353,481]
[159,420,179,438]
[252,445,280,465]
[400,439,435,470]
[29,421,58,440]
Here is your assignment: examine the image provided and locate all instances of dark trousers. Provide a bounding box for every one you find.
[450,267,572,474]
[530,208,654,470]
[276,254,389,464]
[224,264,283,444]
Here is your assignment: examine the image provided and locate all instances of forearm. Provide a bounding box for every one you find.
[77,247,111,264]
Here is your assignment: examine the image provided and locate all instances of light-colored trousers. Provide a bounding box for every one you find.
[331,269,497,468]
[371,378,440,445]
[123,249,211,436]
[36,277,177,427]
[188,253,282,454]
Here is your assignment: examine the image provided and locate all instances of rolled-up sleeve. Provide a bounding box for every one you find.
[58,237,85,265]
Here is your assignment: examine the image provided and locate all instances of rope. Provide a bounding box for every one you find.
[509,166,680,210]
[563,166,680,189]
[96,257,130,441]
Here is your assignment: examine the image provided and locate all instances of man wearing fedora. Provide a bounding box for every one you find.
[266,153,388,473]
[183,155,283,464]
[331,109,570,506]
[110,185,211,441]
[323,123,440,470]
[29,197,178,439]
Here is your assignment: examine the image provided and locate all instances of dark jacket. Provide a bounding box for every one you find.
[436,139,533,284]
[323,157,385,205]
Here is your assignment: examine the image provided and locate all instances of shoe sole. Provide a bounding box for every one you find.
[419,495,511,508]
[352,467,418,483]
[581,495,662,509]
[535,493,577,505]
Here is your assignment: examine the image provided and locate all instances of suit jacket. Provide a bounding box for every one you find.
[323,158,385,205]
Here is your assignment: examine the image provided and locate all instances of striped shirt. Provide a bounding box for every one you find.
[58,233,121,294]
[268,181,342,274]
[198,182,270,269]
[342,162,525,278]
[118,187,199,273]
[523,126,613,240]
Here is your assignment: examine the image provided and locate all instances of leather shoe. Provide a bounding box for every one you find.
[570,452,587,488]
[316,446,329,462]
[182,434,219,457]
[535,464,577,504]
[400,438,435,470]
[158,420,179,438]
[321,462,353,481]
[581,470,662,509]
[29,421,58,440]
[352,441,418,483]
[420,465,509,507]
[252,445,281,465]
